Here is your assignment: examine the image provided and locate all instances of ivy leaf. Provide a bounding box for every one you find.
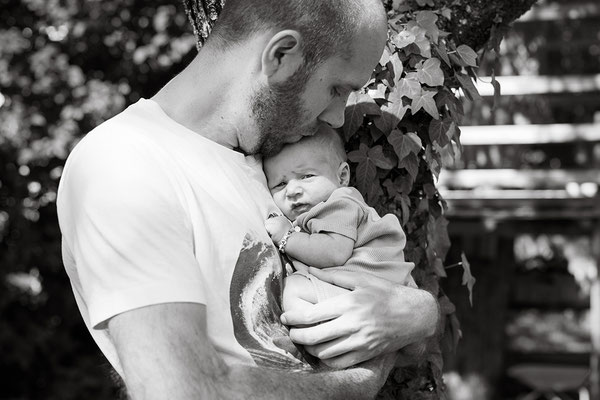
[374,88,410,132]
[455,72,483,102]
[416,10,439,43]
[396,77,422,100]
[398,152,419,181]
[436,89,464,121]
[491,70,501,109]
[397,193,411,225]
[343,92,380,139]
[433,42,451,67]
[368,145,394,170]
[393,28,416,49]
[378,47,391,67]
[390,55,404,82]
[440,7,452,20]
[388,129,421,160]
[411,90,439,119]
[456,44,478,67]
[416,58,444,87]
[425,144,442,179]
[461,252,476,306]
[367,82,387,100]
[428,116,453,146]
[409,24,432,58]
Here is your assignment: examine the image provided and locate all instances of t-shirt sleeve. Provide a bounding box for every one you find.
[299,190,364,241]
[58,132,205,329]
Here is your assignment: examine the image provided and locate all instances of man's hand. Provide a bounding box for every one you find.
[265,215,292,244]
[280,268,438,369]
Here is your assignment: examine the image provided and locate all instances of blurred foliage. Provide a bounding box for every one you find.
[0,0,196,397]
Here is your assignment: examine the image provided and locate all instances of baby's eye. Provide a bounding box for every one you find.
[272,181,287,190]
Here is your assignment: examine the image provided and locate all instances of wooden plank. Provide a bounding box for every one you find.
[473,74,600,96]
[458,123,600,145]
[438,169,600,189]
[517,2,600,22]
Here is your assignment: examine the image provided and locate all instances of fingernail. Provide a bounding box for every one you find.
[280,314,288,324]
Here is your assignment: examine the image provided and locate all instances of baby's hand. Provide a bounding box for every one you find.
[265,215,292,244]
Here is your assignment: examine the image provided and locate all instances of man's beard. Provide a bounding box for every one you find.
[250,65,317,157]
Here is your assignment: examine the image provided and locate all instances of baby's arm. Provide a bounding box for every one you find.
[264,216,354,268]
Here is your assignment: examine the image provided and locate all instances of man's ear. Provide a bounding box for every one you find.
[338,162,351,187]
[261,30,304,82]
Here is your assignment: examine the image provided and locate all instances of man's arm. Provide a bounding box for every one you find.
[280,268,439,369]
[108,302,395,400]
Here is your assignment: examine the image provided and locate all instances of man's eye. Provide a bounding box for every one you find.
[331,87,341,97]
[302,174,314,179]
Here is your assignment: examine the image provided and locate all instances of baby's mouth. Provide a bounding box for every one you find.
[291,203,310,215]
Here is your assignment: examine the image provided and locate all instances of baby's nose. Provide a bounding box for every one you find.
[286,181,303,197]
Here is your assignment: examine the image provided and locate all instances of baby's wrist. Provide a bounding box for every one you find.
[278,226,301,253]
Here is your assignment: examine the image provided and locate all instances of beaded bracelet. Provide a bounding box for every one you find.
[278,226,300,254]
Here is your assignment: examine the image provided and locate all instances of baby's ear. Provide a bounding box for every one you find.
[338,162,350,186]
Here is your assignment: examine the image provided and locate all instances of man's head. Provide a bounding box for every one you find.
[206,0,388,157]
[263,125,350,220]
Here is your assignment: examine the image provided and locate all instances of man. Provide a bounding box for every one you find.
[57,0,439,398]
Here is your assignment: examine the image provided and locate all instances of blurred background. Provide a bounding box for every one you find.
[0,0,599,399]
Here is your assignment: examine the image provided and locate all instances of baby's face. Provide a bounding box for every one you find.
[264,142,342,221]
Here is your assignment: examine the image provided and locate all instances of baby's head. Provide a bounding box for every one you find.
[263,125,350,221]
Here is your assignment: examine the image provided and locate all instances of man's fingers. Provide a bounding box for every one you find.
[288,317,357,346]
[305,335,356,360]
[307,267,387,290]
[281,298,345,326]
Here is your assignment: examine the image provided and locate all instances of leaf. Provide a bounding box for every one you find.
[460,252,476,306]
[436,89,464,121]
[367,82,387,100]
[433,42,451,67]
[343,92,380,139]
[455,72,483,102]
[416,10,439,43]
[416,58,444,87]
[428,117,452,146]
[374,89,410,132]
[411,90,439,119]
[456,44,478,67]
[355,158,378,196]
[393,28,416,49]
[491,70,501,109]
[440,7,452,20]
[347,143,368,163]
[388,129,421,160]
[378,47,391,67]
[396,77,421,100]
[397,194,411,225]
[367,145,394,170]
[398,152,419,180]
[389,56,404,82]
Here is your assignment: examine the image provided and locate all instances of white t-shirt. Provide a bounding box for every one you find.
[57,99,314,376]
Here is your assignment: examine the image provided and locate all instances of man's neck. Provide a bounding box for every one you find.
[152,47,254,150]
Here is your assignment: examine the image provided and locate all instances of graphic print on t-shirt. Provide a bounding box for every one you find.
[229,233,317,371]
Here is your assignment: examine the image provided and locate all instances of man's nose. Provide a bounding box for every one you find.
[318,96,347,129]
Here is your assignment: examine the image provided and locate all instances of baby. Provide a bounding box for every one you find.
[263,125,417,314]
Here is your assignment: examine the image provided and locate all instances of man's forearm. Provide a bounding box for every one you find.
[220,354,394,400]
